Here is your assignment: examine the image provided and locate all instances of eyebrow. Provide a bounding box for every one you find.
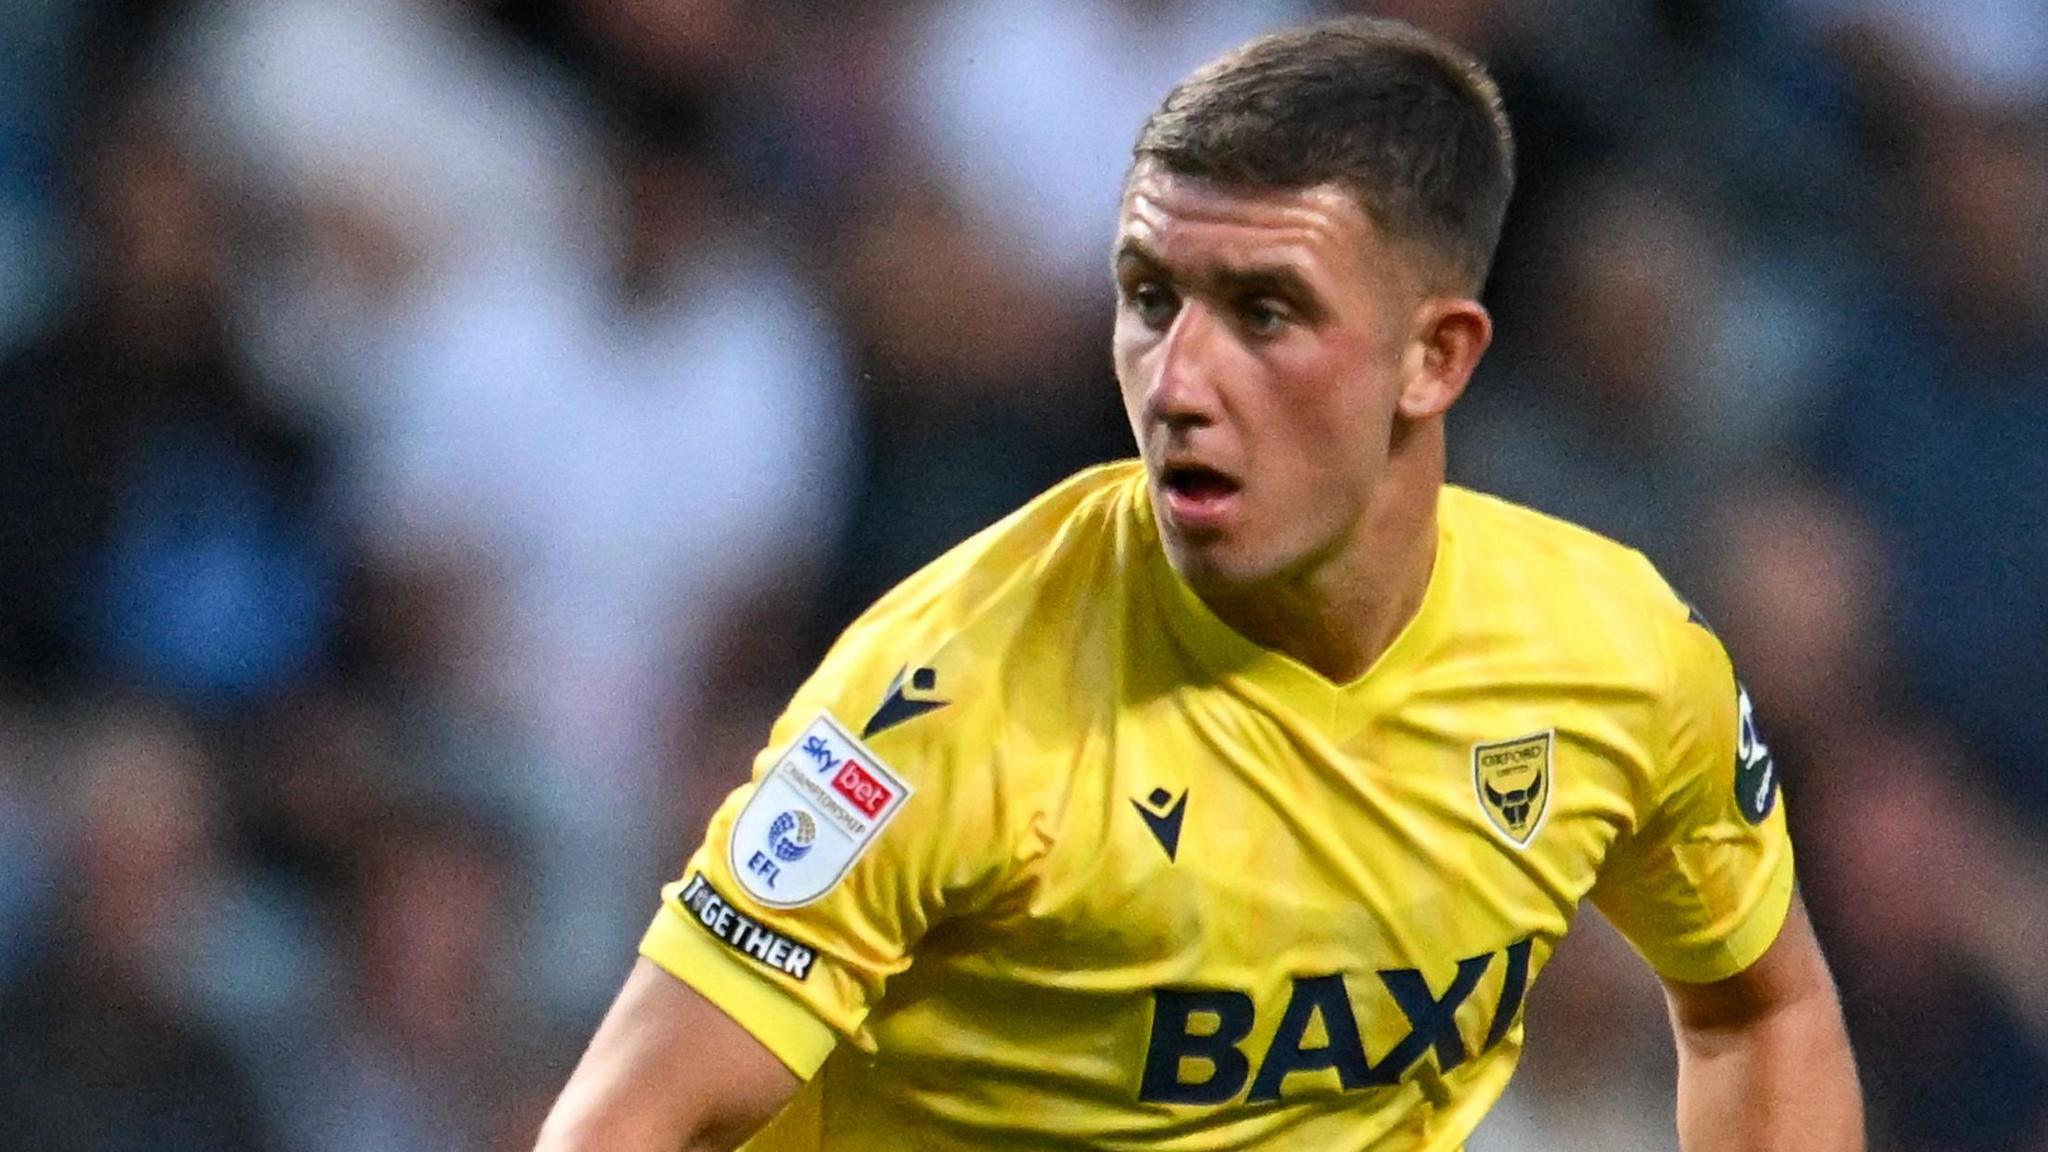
[1115,239,1324,316]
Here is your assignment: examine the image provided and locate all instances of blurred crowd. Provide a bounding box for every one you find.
[0,1,2043,1149]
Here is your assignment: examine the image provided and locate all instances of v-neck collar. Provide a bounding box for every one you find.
[1137,480,1458,743]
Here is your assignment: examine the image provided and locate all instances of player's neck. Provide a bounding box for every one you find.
[1202,434,1443,684]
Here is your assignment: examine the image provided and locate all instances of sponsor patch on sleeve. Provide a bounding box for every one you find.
[675,872,820,981]
[728,711,914,906]
[1733,682,1778,825]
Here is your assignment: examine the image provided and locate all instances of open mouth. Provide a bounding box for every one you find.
[1160,464,1242,525]
[1163,464,1241,501]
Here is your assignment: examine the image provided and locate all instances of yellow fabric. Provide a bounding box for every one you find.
[639,460,1795,1150]
[638,894,839,1078]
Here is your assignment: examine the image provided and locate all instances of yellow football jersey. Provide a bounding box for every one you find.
[640,460,1793,1151]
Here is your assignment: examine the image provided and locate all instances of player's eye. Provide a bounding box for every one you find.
[1240,296,1293,337]
[1125,280,1179,330]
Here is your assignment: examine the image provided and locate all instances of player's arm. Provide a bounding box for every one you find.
[535,957,798,1152]
[1662,895,1863,1151]
[534,629,999,1151]
[1592,579,1860,1150]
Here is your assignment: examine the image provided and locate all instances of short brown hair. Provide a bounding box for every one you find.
[1132,17,1515,292]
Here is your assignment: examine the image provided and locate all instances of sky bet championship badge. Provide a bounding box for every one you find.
[729,712,913,906]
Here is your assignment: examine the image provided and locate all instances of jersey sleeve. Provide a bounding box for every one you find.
[639,637,1012,1079]
[1589,593,1796,985]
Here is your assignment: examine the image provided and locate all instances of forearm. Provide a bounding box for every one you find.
[534,958,799,1152]
[1673,990,1863,1152]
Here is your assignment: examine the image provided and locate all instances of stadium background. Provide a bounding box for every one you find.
[1,0,2044,1148]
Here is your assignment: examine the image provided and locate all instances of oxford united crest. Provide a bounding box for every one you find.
[1475,731,1552,847]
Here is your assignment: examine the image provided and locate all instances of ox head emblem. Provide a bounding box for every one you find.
[1475,731,1552,848]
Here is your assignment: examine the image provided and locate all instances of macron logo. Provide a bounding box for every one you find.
[1133,788,1188,861]
[864,665,948,738]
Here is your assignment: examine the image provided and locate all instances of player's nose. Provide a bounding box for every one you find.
[1147,303,1226,431]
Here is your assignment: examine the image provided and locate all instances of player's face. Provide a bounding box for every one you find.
[1113,167,1426,591]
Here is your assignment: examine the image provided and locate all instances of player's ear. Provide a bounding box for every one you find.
[1397,296,1492,420]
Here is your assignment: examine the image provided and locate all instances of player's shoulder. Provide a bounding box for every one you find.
[1445,485,1681,596]
[708,467,1146,921]
[860,460,1141,632]
[792,461,1146,743]
[1440,485,1703,671]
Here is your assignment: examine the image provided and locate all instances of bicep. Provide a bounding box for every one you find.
[536,957,800,1152]
[1661,894,1837,1047]
[1659,895,1865,1148]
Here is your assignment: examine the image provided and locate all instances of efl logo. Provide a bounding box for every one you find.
[832,759,893,818]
